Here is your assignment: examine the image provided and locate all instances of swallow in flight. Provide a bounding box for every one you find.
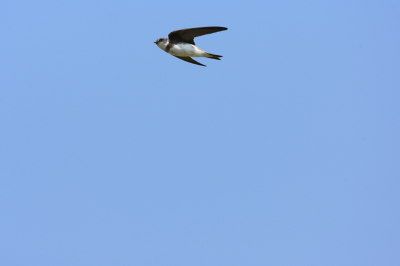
[155,26,228,66]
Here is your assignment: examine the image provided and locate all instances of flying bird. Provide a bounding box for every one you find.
[155,26,228,67]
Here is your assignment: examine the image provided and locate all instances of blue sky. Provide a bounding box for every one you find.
[1,1,399,265]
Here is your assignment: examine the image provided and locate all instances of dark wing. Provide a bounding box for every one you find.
[173,56,206,67]
[168,27,227,45]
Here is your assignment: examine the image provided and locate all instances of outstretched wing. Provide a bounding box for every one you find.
[173,56,206,66]
[168,27,227,45]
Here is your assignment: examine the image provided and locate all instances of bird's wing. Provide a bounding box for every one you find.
[168,27,227,45]
[173,56,206,66]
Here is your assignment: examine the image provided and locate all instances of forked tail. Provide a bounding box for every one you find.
[206,53,223,60]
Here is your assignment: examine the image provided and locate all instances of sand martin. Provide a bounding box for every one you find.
[155,26,228,66]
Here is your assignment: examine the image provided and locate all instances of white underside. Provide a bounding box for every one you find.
[158,42,207,57]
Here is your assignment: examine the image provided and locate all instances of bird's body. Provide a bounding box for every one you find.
[155,26,228,66]
[156,40,206,57]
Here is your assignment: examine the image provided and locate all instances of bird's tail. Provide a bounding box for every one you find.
[206,53,223,60]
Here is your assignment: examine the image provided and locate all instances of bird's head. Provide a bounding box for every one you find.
[154,38,168,49]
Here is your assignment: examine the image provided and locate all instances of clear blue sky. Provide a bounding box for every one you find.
[1,1,399,265]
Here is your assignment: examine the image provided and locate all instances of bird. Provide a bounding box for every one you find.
[154,26,228,67]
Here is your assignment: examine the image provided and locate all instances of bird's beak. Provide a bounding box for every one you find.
[154,42,157,44]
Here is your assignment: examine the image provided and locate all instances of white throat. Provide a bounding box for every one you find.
[157,39,169,51]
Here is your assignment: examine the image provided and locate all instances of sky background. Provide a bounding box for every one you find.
[1,1,399,265]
